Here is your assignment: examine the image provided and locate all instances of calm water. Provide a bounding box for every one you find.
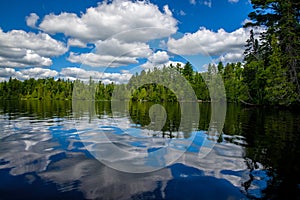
[0,100,299,199]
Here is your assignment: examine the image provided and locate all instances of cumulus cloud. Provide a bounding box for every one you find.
[95,39,151,58]
[60,67,132,84]
[68,52,139,67]
[67,38,87,48]
[26,13,39,28]
[38,1,177,43]
[141,61,185,70]
[140,50,185,70]
[228,0,239,3]
[163,5,172,16]
[68,38,152,67]
[120,70,130,74]
[35,1,177,68]
[168,27,249,56]
[0,67,58,81]
[0,29,67,67]
[215,52,244,63]
[140,51,169,69]
[167,27,250,63]
[23,50,52,66]
[15,68,58,80]
[0,68,16,77]
[0,67,132,84]
[148,51,169,65]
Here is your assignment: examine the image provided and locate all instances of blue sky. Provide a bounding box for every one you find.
[0,0,253,83]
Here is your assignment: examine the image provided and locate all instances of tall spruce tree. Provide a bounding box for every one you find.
[244,0,300,105]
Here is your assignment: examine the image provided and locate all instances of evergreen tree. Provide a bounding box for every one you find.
[264,35,297,105]
[245,0,300,103]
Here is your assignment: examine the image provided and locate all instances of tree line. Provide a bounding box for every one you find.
[124,61,254,104]
[1,58,298,106]
[0,0,299,106]
[0,77,115,101]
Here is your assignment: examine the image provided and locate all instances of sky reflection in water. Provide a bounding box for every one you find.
[0,101,292,199]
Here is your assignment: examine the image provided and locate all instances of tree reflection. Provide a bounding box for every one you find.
[223,104,300,199]
[1,100,299,198]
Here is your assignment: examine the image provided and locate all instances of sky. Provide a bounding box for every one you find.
[0,0,254,84]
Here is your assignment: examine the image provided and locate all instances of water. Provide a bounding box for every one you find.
[0,100,299,199]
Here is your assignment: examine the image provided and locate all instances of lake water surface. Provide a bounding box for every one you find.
[0,100,299,199]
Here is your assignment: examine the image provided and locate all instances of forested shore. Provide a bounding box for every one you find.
[0,1,299,106]
[0,60,299,106]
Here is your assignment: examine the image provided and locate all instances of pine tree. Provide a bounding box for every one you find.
[245,0,300,103]
[264,35,297,105]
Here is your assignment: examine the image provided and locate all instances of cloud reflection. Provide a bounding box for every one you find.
[0,107,268,199]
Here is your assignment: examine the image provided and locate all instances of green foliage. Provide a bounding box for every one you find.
[264,35,298,105]
[1,1,299,106]
[128,67,187,102]
[244,0,300,105]
[128,62,245,103]
[0,77,114,101]
[0,58,293,105]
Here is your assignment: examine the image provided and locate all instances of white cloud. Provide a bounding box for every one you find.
[0,68,16,78]
[228,0,239,3]
[68,38,152,67]
[60,67,132,84]
[141,51,169,69]
[0,67,133,84]
[0,29,67,67]
[23,50,52,66]
[140,51,185,70]
[15,68,58,80]
[67,38,87,48]
[139,62,155,70]
[165,60,185,68]
[163,5,172,16]
[215,52,244,63]
[35,1,177,69]
[120,70,130,74]
[0,67,58,81]
[167,27,250,62]
[58,67,84,79]
[68,52,139,68]
[95,38,151,58]
[140,61,184,70]
[148,51,169,65]
[38,1,177,43]
[26,13,39,28]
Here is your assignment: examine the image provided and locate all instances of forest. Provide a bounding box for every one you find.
[0,0,299,106]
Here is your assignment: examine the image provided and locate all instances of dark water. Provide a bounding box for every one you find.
[0,100,299,200]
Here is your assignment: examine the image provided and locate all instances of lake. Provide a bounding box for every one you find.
[0,100,299,199]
